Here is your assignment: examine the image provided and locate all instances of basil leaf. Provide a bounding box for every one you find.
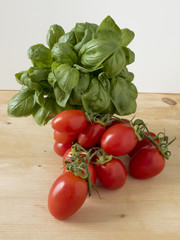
[46,24,65,49]
[74,23,97,52]
[82,77,111,113]
[69,73,90,105]
[121,28,135,47]
[96,16,122,43]
[27,44,53,67]
[54,83,70,107]
[120,67,134,82]
[48,72,56,87]
[7,90,36,117]
[20,72,42,91]
[110,76,137,115]
[34,90,46,106]
[54,64,79,93]
[103,47,126,77]
[73,64,103,73]
[27,67,50,82]
[79,39,117,69]
[123,47,135,65]
[15,71,25,84]
[58,31,77,47]
[52,42,77,65]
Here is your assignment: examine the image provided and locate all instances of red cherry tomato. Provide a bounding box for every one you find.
[54,142,72,157]
[129,131,159,157]
[54,130,77,144]
[52,110,87,134]
[78,122,106,148]
[101,123,137,156]
[95,158,127,189]
[48,172,88,219]
[129,145,165,179]
[63,148,96,184]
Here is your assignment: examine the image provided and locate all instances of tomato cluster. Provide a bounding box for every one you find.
[48,110,174,220]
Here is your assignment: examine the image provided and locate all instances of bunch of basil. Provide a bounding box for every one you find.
[8,16,137,125]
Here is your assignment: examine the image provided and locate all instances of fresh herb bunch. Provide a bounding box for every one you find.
[8,16,137,125]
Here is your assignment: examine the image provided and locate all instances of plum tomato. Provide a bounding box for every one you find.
[129,145,165,179]
[101,123,137,156]
[95,158,127,189]
[48,172,88,219]
[54,130,77,144]
[129,131,159,157]
[54,142,72,157]
[51,110,87,134]
[78,122,106,148]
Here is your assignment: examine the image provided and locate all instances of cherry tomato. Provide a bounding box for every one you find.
[63,163,96,185]
[54,130,77,144]
[78,122,106,148]
[52,110,87,134]
[54,142,72,157]
[101,123,137,156]
[129,145,165,179]
[95,158,127,189]
[48,172,88,219]
[63,149,96,184]
[129,131,159,157]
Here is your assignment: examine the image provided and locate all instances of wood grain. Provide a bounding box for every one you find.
[0,91,180,240]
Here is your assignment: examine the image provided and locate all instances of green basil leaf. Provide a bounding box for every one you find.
[58,31,77,47]
[52,42,77,65]
[21,85,35,93]
[74,23,97,52]
[27,44,53,67]
[121,28,135,47]
[98,72,110,92]
[96,15,121,43]
[48,72,56,87]
[79,39,117,69]
[46,24,65,49]
[20,72,42,91]
[123,47,135,65]
[34,90,46,106]
[15,71,25,84]
[7,90,36,117]
[54,82,71,107]
[27,67,51,82]
[73,64,103,73]
[82,77,111,113]
[110,76,137,115]
[120,67,134,82]
[103,47,126,77]
[69,73,90,105]
[54,64,79,93]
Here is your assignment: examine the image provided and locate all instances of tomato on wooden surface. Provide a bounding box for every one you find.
[52,110,87,134]
[129,131,159,157]
[48,172,88,219]
[129,145,165,179]
[78,122,106,148]
[101,123,137,156]
[54,130,77,144]
[95,158,127,189]
[54,142,72,157]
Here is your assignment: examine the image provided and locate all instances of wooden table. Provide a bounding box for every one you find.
[0,91,180,240]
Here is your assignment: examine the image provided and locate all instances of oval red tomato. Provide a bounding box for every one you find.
[129,131,159,157]
[95,158,127,189]
[52,110,87,134]
[101,123,137,156]
[54,142,72,157]
[48,172,88,219]
[129,145,165,179]
[78,122,106,148]
[54,130,77,144]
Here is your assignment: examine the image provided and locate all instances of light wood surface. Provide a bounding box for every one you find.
[0,91,180,240]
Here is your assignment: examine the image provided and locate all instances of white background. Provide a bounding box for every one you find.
[0,0,180,93]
